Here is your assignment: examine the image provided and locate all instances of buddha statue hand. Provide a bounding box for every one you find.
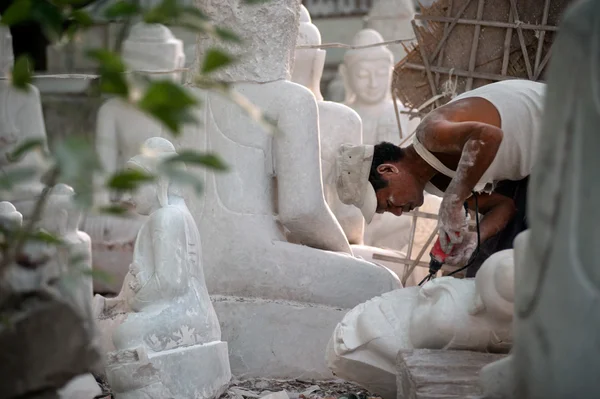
[127,262,145,293]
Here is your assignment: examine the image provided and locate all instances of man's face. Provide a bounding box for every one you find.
[374,163,425,217]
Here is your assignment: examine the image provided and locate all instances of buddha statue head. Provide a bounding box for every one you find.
[341,29,394,106]
[409,251,515,352]
[0,18,13,77]
[122,23,185,83]
[196,0,300,83]
[291,5,326,101]
[125,137,185,216]
[39,184,81,237]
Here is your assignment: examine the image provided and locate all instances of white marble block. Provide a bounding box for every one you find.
[482,2,600,397]
[94,138,231,398]
[327,250,514,399]
[179,0,400,378]
[83,22,186,294]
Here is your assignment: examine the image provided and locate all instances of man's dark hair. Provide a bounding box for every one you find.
[369,142,404,191]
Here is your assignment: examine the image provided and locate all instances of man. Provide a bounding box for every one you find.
[337,79,545,276]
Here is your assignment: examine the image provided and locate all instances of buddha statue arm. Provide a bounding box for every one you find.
[95,102,118,204]
[128,208,188,312]
[274,85,352,254]
[14,85,48,169]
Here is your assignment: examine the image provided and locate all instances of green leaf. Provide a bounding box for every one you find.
[86,49,129,97]
[81,267,113,284]
[1,0,32,26]
[97,204,134,216]
[11,55,33,90]
[104,1,140,19]
[53,136,101,208]
[201,48,236,74]
[28,230,64,245]
[107,169,155,191]
[215,27,242,44]
[137,81,198,134]
[164,151,228,171]
[0,167,37,191]
[7,138,45,163]
[143,0,180,24]
[67,9,94,33]
[30,1,67,43]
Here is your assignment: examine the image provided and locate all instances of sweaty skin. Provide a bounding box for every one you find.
[374,97,517,264]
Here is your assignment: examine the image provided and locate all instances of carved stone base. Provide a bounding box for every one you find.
[396,349,506,399]
[213,296,350,379]
[106,342,231,399]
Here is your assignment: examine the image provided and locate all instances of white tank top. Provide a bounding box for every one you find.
[414,79,546,196]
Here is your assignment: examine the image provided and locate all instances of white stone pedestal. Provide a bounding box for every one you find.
[106,342,231,399]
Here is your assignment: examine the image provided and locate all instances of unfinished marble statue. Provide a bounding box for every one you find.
[327,249,514,399]
[0,195,102,398]
[341,29,414,145]
[365,0,416,62]
[291,5,364,244]
[0,21,49,219]
[38,185,102,399]
[83,22,185,294]
[94,137,231,399]
[482,2,600,397]
[177,0,400,379]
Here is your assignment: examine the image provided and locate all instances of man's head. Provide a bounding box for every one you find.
[337,142,425,223]
[370,142,425,217]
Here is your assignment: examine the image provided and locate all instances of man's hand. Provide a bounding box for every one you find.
[444,231,478,266]
[438,195,468,252]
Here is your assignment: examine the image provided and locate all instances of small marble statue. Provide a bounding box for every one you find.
[38,185,102,399]
[291,5,364,244]
[94,137,231,399]
[327,249,514,399]
[178,0,400,378]
[0,21,49,219]
[482,2,600,397]
[341,29,414,145]
[83,22,185,294]
[0,191,102,399]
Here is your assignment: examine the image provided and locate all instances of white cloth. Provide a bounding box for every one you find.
[416,79,546,195]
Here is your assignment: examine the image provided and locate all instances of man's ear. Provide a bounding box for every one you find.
[376,163,399,176]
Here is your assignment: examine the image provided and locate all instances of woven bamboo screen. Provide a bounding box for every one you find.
[393,0,575,112]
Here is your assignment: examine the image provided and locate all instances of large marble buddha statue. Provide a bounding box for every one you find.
[341,29,414,145]
[291,5,364,244]
[176,0,400,379]
[82,22,185,294]
[94,137,231,398]
[326,249,515,398]
[0,21,49,219]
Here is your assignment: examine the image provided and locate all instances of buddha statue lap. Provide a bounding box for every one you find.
[82,22,186,294]
[93,137,230,399]
[174,0,400,379]
[326,249,515,399]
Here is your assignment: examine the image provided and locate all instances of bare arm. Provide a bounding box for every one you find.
[465,192,516,242]
[419,120,503,206]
